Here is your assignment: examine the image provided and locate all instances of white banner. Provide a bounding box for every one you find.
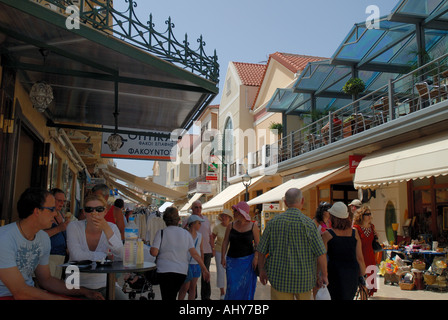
[101,127,177,161]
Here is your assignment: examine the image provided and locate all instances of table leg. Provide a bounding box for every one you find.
[106,273,116,300]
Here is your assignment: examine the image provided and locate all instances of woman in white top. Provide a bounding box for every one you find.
[66,194,126,299]
[178,215,204,300]
[150,207,209,300]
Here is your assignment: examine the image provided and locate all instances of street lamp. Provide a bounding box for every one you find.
[241,171,252,202]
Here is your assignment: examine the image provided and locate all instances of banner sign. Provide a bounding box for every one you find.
[206,155,219,181]
[349,155,365,174]
[101,127,177,161]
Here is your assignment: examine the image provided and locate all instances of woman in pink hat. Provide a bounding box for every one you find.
[221,201,260,300]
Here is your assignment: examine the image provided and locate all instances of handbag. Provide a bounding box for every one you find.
[372,237,382,252]
[371,225,382,252]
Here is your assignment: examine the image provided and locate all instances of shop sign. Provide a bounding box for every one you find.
[262,203,280,211]
[101,126,177,161]
[206,156,219,181]
[197,182,212,194]
[349,155,365,174]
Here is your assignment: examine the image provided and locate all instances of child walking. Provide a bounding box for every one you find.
[178,215,204,300]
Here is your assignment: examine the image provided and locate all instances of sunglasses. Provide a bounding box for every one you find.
[84,206,106,213]
[363,212,372,216]
[40,206,56,212]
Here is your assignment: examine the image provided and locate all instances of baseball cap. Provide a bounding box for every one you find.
[349,199,362,207]
[187,215,205,225]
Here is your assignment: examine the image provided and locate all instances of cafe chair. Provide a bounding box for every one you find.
[415,82,447,109]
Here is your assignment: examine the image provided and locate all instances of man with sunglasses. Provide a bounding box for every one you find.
[0,188,103,300]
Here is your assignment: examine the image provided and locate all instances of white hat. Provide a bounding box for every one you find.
[349,199,362,207]
[328,202,349,219]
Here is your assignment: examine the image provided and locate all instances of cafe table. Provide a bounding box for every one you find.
[64,261,156,300]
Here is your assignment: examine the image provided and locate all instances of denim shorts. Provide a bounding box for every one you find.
[185,264,201,282]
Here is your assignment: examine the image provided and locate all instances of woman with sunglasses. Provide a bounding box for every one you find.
[353,205,378,297]
[66,194,126,299]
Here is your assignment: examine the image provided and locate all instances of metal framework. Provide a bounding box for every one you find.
[33,0,219,83]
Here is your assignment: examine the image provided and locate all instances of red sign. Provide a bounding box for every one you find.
[349,155,365,174]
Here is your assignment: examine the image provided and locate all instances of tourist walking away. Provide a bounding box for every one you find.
[212,209,233,299]
[313,202,331,234]
[353,205,378,297]
[221,201,260,300]
[257,188,328,300]
[91,183,125,240]
[178,215,204,300]
[150,207,210,300]
[66,194,126,299]
[0,188,103,300]
[189,200,214,300]
[322,202,366,300]
[45,188,70,279]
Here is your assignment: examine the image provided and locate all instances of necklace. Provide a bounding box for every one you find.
[17,220,33,241]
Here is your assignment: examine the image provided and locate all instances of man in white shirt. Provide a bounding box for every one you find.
[0,188,103,300]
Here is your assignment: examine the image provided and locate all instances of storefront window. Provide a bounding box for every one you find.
[410,177,448,245]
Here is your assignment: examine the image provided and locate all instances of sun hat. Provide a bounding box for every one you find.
[328,202,349,219]
[187,214,205,225]
[218,209,234,221]
[348,199,362,207]
[232,201,251,221]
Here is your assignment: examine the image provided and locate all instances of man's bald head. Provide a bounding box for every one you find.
[284,188,304,209]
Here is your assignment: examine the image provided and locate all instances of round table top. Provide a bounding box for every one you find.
[64,261,156,274]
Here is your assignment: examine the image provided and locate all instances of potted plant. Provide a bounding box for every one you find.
[342,78,366,99]
[269,122,283,134]
[269,122,283,141]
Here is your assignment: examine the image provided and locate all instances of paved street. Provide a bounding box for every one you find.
[128,258,448,301]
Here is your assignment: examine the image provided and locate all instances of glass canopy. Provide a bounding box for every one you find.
[271,0,448,117]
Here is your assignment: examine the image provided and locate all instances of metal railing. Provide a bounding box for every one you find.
[31,0,219,83]
[261,53,448,167]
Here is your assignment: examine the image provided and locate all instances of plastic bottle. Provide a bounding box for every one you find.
[123,216,138,267]
[137,239,144,265]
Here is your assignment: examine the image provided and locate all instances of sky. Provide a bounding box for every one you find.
[113,0,398,177]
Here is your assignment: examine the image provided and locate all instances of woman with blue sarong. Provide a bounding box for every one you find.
[221,201,260,300]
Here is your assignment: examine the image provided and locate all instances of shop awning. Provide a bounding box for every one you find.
[202,176,264,213]
[101,164,185,200]
[354,132,448,189]
[180,193,204,214]
[105,177,151,206]
[0,0,218,134]
[247,166,346,206]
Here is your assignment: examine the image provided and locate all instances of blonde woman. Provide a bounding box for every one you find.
[66,194,125,299]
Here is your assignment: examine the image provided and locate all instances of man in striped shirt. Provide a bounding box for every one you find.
[257,188,328,300]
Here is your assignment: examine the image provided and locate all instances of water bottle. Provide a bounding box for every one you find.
[123,216,138,267]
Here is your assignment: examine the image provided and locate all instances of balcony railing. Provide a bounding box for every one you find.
[262,53,448,166]
[32,0,219,83]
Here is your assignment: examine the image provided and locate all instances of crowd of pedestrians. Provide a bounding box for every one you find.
[0,183,377,301]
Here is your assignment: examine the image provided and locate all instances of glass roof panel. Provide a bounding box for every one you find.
[266,88,301,112]
[336,27,386,61]
[393,0,444,17]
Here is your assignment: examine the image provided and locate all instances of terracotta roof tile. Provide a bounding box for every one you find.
[270,52,328,73]
[233,62,267,86]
